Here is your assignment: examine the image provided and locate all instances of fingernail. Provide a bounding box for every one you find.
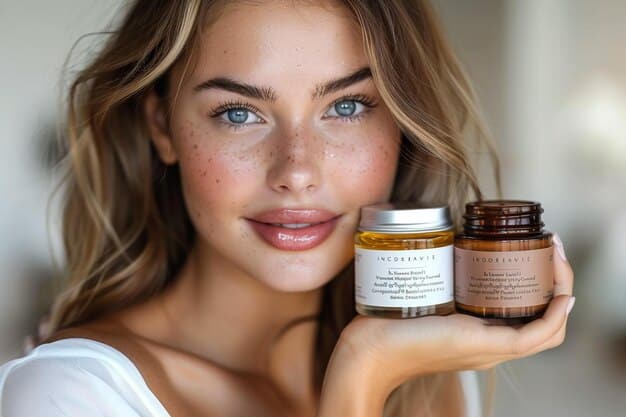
[566,296,576,317]
[38,316,52,338]
[552,233,567,261]
[22,336,34,355]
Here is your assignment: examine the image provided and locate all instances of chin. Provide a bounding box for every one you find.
[252,257,351,293]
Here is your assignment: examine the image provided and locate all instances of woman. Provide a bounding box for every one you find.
[0,1,575,416]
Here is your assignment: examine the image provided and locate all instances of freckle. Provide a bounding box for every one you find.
[201,170,207,177]
[193,144,198,149]
[269,151,273,157]
[215,178,221,184]
[207,158,213,163]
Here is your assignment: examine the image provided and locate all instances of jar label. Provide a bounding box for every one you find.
[355,245,454,307]
[454,247,554,308]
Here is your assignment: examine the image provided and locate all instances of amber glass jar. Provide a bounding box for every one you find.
[454,200,554,324]
[354,203,455,319]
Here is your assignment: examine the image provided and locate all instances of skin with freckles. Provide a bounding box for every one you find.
[37,2,575,417]
[151,2,400,293]
[72,1,401,416]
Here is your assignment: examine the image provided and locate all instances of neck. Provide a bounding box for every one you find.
[156,237,323,386]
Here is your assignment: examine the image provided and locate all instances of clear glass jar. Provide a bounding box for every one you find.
[354,203,455,318]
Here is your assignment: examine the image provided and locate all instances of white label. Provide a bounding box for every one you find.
[355,245,454,307]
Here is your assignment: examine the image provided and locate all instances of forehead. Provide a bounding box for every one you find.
[187,1,367,88]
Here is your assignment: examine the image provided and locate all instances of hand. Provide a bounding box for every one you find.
[22,314,52,355]
[335,233,575,397]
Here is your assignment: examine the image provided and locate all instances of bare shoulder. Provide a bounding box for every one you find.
[43,318,193,416]
[44,316,153,365]
[42,312,292,417]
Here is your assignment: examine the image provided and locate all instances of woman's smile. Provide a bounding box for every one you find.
[245,208,342,251]
[146,1,401,292]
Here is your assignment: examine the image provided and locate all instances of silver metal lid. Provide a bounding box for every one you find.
[358,203,453,233]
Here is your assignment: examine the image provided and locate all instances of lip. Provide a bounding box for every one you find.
[245,208,341,251]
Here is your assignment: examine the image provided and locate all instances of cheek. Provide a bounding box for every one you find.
[172,121,263,219]
[328,125,399,201]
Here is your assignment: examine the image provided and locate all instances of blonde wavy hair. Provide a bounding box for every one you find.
[36,1,499,416]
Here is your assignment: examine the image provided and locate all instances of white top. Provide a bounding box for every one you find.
[0,338,482,417]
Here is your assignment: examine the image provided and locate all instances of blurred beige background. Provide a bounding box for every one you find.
[1,1,625,416]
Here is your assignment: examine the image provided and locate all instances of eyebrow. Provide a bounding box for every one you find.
[193,77,277,102]
[193,66,372,102]
[313,66,372,99]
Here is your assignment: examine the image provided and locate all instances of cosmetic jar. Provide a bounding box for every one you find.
[354,203,455,318]
[454,200,554,324]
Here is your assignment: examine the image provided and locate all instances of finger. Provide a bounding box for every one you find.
[508,294,573,356]
[22,336,35,355]
[460,295,566,359]
[529,296,575,355]
[529,318,567,355]
[552,233,574,296]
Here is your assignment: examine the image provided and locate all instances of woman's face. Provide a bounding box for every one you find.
[147,1,401,291]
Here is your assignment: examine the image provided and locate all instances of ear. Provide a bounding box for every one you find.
[144,89,178,165]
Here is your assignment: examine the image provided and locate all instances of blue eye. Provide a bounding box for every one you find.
[325,99,367,118]
[220,108,262,125]
[227,109,248,124]
[335,100,356,116]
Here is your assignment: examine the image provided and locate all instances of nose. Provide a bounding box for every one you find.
[266,126,322,195]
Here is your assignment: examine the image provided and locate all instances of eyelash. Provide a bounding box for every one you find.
[208,94,379,131]
[326,94,378,123]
